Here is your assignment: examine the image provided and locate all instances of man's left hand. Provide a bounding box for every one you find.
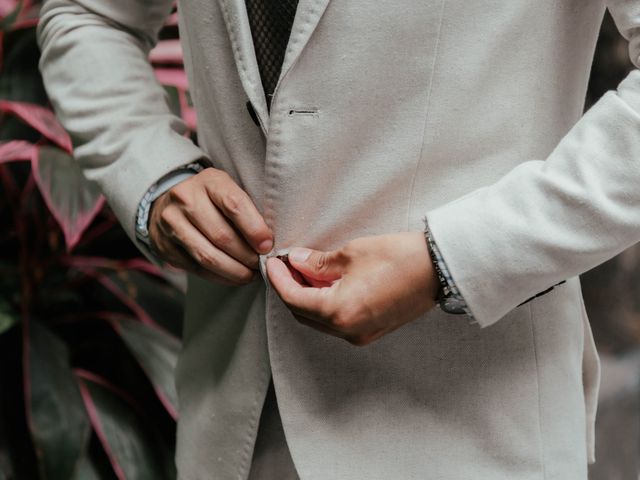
[266,232,440,346]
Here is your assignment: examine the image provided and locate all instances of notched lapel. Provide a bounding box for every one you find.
[217,0,332,129]
[216,0,269,129]
[277,0,333,87]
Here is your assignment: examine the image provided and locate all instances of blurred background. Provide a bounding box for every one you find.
[0,2,639,479]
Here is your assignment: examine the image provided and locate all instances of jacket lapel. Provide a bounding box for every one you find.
[276,0,332,92]
[217,0,332,131]
[217,0,269,129]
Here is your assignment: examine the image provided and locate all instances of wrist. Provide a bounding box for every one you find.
[407,231,440,308]
[147,194,165,253]
[135,160,207,248]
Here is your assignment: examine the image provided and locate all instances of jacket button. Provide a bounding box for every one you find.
[246,101,260,127]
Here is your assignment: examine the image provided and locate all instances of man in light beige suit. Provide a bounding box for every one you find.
[38,0,640,478]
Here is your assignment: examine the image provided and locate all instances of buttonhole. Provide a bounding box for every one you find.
[289,107,319,116]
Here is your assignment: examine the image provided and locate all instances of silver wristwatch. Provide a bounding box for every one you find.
[423,219,474,318]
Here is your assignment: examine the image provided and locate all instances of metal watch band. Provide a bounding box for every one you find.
[423,217,476,321]
[135,160,207,246]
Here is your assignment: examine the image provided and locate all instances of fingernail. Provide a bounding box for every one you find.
[289,247,311,264]
[258,239,273,253]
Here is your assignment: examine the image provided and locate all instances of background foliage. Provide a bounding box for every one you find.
[0,1,194,478]
[0,2,637,480]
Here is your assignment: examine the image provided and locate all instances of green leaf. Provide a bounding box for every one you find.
[0,298,17,335]
[27,320,90,480]
[70,454,100,480]
[32,146,105,251]
[115,318,180,419]
[0,29,48,114]
[163,85,182,119]
[78,379,172,480]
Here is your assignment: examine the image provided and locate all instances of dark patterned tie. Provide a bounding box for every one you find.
[245,0,299,108]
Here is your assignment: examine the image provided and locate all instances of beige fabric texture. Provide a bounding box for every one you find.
[37,0,640,478]
[248,380,299,480]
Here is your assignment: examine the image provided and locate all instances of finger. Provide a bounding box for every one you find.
[205,171,273,254]
[163,209,255,284]
[162,244,238,286]
[287,247,345,282]
[297,274,331,288]
[277,255,312,286]
[290,265,310,286]
[266,257,333,321]
[280,255,330,288]
[154,208,251,286]
[183,200,259,269]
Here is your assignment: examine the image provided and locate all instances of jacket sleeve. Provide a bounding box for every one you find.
[37,0,208,257]
[425,2,640,328]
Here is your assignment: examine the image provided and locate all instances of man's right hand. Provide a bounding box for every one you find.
[149,167,273,285]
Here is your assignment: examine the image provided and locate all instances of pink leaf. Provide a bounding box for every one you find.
[21,312,32,447]
[31,146,104,250]
[61,255,163,278]
[0,1,38,34]
[0,0,19,19]
[109,319,180,420]
[0,100,72,152]
[75,371,163,479]
[71,266,159,327]
[154,68,189,91]
[0,140,37,163]
[149,39,183,64]
[181,106,197,131]
[76,375,127,480]
[164,12,179,27]
[12,16,38,29]
[75,369,140,412]
[93,273,155,327]
[25,321,91,480]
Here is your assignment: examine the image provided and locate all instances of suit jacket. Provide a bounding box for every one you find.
[38,0,640,478]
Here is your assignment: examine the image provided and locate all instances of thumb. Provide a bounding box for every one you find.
[287,247,344,282]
